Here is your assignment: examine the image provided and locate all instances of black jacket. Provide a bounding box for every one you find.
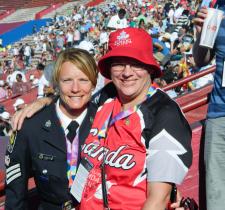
[5,101,98,210]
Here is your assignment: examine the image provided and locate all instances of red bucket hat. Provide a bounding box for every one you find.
[98,27,161,79]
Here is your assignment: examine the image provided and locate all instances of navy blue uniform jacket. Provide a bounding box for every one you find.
[5,101,98,210]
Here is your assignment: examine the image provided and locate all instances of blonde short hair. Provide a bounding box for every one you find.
[53,48,98,87]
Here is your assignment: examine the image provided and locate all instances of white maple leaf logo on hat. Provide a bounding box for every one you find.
[115,31,132,46]
[117,31,129,40]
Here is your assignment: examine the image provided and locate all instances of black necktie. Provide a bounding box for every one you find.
[67,121,79,143]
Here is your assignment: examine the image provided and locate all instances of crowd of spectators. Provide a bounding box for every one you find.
[0,0,216,136]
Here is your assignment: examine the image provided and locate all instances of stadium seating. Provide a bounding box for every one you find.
[0,0,30,10]
[25,0,72,8]
[0,0,72,10]
[0,7,47,23]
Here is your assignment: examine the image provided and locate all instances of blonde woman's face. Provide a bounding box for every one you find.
[58,61,94,118]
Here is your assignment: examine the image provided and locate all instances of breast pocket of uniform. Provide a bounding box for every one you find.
[32,153,69,203]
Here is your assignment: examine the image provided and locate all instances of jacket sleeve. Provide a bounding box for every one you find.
[5,125,31,210]
[146,101,192,185]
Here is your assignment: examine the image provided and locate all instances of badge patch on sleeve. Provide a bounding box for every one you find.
[7,131,17,153]
[5,155,10,166]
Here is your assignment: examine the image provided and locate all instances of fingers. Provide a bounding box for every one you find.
[26,109,35,118]
[170,189,183,209]
[170,202,184,209]
[170,201,182,209]
[193,17,204,25]
[24,99,46,118]
[12,106,31,131]
[18,107,31,130]
[12,102,37,131]
[193,8,208,34]
[194,7,208,23]
[12,110,22,131]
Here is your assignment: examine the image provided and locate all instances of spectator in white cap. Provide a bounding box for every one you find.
[77,35,95,55]
[13,98,25,111]
[0,111,12,136]
[29,74,39,87]
[0,111,10,121]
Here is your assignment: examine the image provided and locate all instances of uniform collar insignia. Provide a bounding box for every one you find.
[45,120,51,128]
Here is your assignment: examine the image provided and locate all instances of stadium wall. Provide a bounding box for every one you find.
[35,3,62,19]
[0,18,51,46]
[0,21,26,35]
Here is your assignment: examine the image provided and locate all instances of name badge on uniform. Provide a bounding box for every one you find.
[222,60,225,87]
[70,157,93,202]
[38,153,54,161]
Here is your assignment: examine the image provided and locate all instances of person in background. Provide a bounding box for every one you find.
[12,28,191,210]
[154,78,178,98]
[0,111,12,136]
[32,24,37,34]
[0,80,7,99]
[107,8,128,30]
[73,27,81,46]
[164,0,174,16]
[8,70,27,88]
[18,43,24,61]
[99,27,109,53]
[5,48,98,210]
[193,3,225,210]
[23,43,31,67]
[11,73,28,95]
[56,31,65,52]
[37,62,55,98]
[138,18,146,29]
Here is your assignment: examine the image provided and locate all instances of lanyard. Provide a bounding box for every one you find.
[66,135,79,187]
[97,83,158,141]
[56,107,80,187]
[97,83,158,209]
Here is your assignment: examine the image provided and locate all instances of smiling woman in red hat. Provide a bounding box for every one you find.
[12,27,192,210]
[78,27,192,210]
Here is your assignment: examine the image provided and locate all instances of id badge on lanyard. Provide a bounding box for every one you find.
[222,60,225,87]
[70,157,93,202]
